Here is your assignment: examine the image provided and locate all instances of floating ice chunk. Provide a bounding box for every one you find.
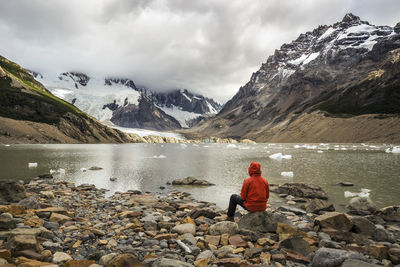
[294,145,301,148]
[80,168,87,172]
[5,144,10,147]
[306,145,317,150]
[341,147,347,150]
[50,169,56,174]
[281,171,294,177]
[58,168,65,175]
[269,153,292,160]
[180,144,188,149]
[344,188,371,198]
[227,144,237,148]
[317,150,324,153]
[385,146,400,153]
[153,155,166,159]
[320,143,329,146]
[28,162,38,168]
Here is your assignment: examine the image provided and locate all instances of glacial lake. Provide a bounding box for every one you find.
[0,143,399,211]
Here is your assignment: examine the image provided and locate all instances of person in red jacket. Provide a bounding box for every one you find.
[227,161,269,221]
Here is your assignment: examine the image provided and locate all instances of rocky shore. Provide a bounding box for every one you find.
[0,179,399,267]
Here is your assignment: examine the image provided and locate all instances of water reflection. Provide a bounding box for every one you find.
[0,143,399,210]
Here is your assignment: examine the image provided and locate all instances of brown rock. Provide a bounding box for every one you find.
[0,249,12,262]
[117,211,142,218]
[0,205,26,216]
[153,233,178,240]
[365,244,388,260]
[257,238,275,246]
[106,254,145,267]
[35,207,69,216]
[228,235,247,247]
[315,212,353,232]
[260,252,271,265]
[212,258,241,266]
[49,213,71,224]
[205,235,220,246]
[389,248,400,264]
[14,257,52,267]
[6,235,39,255]
[182,216,196,225]
[18,250,46,261]
[279,237,311,256]
[63,260,95,267]
[24,218,44,227]
[194,258,209,267]
[276,223,311,241]
[233,247,245,254]
[271,254,286,264]
[281,248,311,264]
[220,234,229,246]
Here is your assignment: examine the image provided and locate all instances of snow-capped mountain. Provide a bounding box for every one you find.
[193,14,400,142]
[32,72,222,130]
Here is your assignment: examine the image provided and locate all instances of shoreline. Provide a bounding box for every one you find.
[0,178,399,267]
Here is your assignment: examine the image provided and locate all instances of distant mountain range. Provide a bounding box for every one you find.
[0,56,142,143]
[31,72,222,131]
[190,14,400,143]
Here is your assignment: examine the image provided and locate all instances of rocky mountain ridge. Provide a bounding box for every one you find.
[33,72,222,130]
[190,13,400,142]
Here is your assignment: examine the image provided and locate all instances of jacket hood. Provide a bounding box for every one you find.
[248,161,261,176]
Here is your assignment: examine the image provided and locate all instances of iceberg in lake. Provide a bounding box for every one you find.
[28,162,38,168]
[344,188,371,198]
[385,146,400,153]
[281,171,294,177]
[269,153,292,160]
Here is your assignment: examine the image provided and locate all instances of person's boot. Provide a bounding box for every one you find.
[226,216,234,222]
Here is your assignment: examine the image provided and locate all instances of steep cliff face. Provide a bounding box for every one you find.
[0,55,142,143]
[110,96,182,131]
[192,14,400,142]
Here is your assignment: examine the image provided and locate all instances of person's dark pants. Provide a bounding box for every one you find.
[227,194,248,217]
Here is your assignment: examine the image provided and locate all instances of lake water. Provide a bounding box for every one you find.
[1,143,399,211]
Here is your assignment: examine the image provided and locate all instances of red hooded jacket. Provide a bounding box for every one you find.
[240,162,269,212]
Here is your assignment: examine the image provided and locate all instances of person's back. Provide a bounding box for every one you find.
[227,161,269,221]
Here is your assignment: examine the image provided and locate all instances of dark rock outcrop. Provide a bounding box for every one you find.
[0,181,27,203]
[274,183,328,199]
[171,177,214,186]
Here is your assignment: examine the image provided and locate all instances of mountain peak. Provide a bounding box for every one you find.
[342,13,361,23]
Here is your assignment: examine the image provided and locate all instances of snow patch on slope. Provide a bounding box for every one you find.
[158,105,203,128]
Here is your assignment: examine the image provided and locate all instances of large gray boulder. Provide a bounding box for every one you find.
[306,199,335,214]
[315,212,353,232]
[312,248,366,267]
[237,211,289,233]
[347,197,378,215]
[0,181,27,203]
[274,183,328,199]
[351,216,376,238]
[208,221,239,235]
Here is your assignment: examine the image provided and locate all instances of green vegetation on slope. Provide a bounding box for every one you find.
[317,79,400,116]
[0,55,85,124]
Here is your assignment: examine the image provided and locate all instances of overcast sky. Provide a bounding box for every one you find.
[0,0,399,102]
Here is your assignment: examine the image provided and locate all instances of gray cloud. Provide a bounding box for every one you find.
[0,0,399,102]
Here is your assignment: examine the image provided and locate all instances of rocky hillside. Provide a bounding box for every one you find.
[0,55,143,144]
[191,14,400,143]
[33,72,222,130]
